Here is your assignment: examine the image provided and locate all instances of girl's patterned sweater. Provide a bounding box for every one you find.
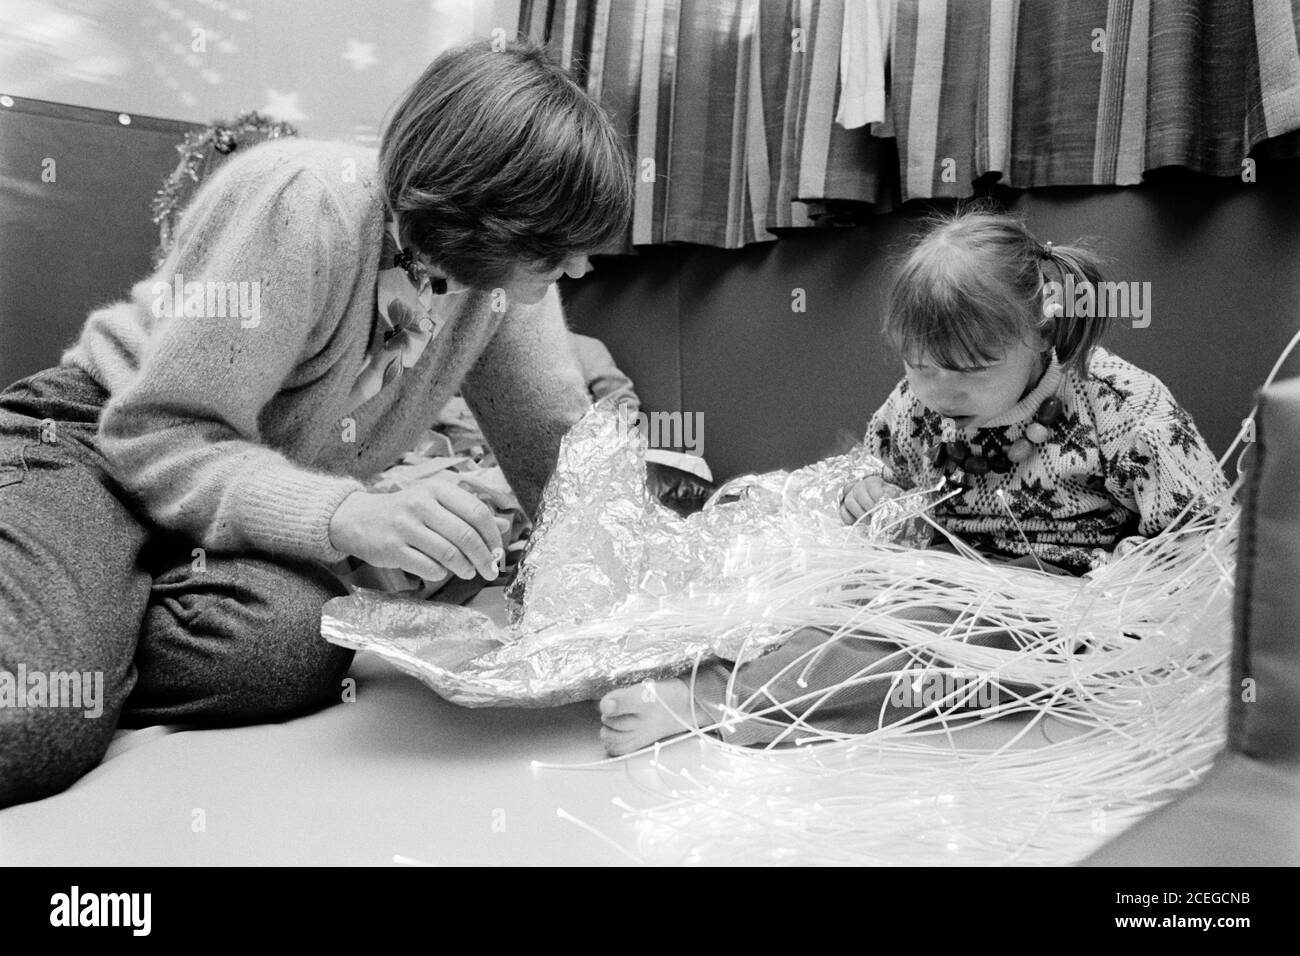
[864,347,1229,573]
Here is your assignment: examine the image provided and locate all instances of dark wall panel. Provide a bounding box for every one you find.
[0,97,199,388]
[560,244,685,420]
[674,217,918,477]
[1011,180,1300,462]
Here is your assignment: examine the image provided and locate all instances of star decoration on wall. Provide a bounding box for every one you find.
[342,39,378,71]
[262,88,307,123]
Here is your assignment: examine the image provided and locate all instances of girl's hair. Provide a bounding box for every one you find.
[380,38,633,290]
[882,203,1108,373]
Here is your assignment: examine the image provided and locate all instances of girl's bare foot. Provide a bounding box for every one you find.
[598,678,695,755]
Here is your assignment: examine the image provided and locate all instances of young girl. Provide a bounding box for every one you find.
[599,207,1228,755]
[0,39,632,807]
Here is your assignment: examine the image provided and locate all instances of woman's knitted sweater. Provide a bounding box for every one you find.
[62,138,590,564]
[864,348,1229,572]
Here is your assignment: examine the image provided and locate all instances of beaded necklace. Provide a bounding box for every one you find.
[931,395,1064,488]
[928,349,1065,489]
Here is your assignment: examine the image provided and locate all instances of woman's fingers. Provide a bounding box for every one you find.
[402,521,482,580]
[395,544,459,584]
[417,482,504,578]
[329,485,507,582]
[433,480,505,552]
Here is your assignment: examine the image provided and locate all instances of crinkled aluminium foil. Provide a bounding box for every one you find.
[320,400,938,707]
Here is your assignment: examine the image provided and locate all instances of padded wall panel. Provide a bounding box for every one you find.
[560,245,685,421]
[0,97,199,389]
[1010,178,1300,457]
[564,168,1300,483]
[673,218,919,479]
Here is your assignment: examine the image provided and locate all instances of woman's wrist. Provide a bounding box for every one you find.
[328,490,365,554]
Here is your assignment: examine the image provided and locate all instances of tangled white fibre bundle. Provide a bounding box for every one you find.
[593,492,1239,866]
[605,331,1299,868]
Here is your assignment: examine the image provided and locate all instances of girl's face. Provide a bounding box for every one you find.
[903,336,1047,428]
[499,254,593,305]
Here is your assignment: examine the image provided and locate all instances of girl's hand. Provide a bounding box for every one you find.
[839,475,903,524]
[329,482,505,582]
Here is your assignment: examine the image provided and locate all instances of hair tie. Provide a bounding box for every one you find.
[1041,241,1054,259]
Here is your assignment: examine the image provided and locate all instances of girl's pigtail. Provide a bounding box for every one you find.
[1039,242,1108,373]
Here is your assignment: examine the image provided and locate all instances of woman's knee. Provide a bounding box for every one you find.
[130,554,354,724]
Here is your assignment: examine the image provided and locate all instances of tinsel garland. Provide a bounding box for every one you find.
[150,110,298,265]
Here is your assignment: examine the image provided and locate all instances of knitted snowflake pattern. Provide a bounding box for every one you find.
[864,347,1229,573]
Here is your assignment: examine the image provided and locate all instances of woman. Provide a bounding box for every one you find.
[0,39,632,806]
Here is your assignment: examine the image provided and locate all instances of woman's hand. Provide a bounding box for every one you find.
[329,481,505,582]
[839,475,904,524]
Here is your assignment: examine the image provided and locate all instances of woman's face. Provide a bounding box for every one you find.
[498,254,593,305]
[903,336,1047,428]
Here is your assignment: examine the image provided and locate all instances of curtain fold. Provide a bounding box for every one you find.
[525,0,1300,250]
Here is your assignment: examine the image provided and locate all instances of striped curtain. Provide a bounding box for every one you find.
[895,0,1300,198]
[523,0,1300,248]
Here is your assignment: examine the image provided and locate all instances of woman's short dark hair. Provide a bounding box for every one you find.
[380,37,633,290]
